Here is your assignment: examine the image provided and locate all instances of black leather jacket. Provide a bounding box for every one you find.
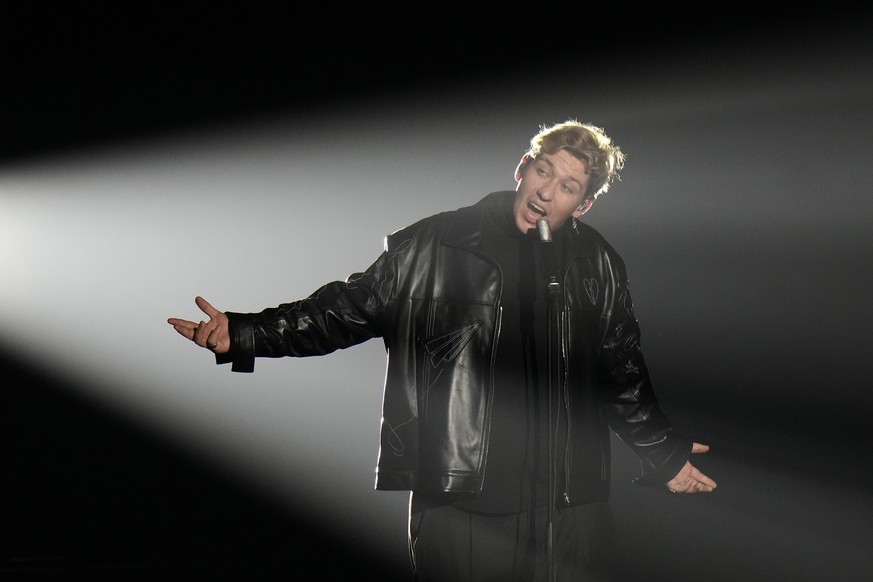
[220,191,691,505]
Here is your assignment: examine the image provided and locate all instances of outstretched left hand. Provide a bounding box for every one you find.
[665,442,717,494]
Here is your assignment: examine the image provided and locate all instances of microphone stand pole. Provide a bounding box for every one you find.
[537,219,562,582]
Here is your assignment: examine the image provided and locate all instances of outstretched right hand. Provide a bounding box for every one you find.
[167,296,230,354]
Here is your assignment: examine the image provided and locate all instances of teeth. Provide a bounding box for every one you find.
[527,202,545,216]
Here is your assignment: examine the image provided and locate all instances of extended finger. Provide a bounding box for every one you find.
[691,481,715,493]
[667,477,716,494]
[697,474,718,489]
[683,480,715,494]
[168,318,199,330]
[168,318,198,340]
[689,466,718,489]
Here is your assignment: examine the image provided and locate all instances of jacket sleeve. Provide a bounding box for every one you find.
[597,252,692,485]
[215,244,399,373]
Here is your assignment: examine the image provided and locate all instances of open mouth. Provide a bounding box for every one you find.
[521,201,546,227]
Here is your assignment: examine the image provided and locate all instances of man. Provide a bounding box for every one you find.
[169,119,717,581]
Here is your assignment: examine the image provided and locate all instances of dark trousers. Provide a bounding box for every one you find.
[408,499,615,582]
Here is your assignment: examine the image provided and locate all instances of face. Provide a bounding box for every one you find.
[512,150,595,234]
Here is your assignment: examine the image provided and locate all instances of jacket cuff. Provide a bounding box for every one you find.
[632,434,693,486]
[214,311,255,373]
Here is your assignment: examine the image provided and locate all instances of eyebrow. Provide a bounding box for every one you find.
[537,156,586,190]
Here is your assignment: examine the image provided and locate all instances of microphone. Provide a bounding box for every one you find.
[536,218,553,243]
[536,219,561,295]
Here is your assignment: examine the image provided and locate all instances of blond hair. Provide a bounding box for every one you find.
[526,119,626,199]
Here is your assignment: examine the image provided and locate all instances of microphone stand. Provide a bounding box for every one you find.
[537,219,562,582]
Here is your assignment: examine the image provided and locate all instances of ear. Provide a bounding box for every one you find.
[514,154,533,182]
[572,197,595,218]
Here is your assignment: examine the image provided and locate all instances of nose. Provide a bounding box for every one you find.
[536,186,553,203]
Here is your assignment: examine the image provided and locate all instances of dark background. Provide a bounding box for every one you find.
[4,7,872,581]
[6,6,859,164]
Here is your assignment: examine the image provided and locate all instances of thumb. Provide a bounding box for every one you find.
[691,442,710,454]
[194,295,220,318]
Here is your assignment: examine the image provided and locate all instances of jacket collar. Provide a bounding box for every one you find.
[440,191,509,251]
[442,191,594,261]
